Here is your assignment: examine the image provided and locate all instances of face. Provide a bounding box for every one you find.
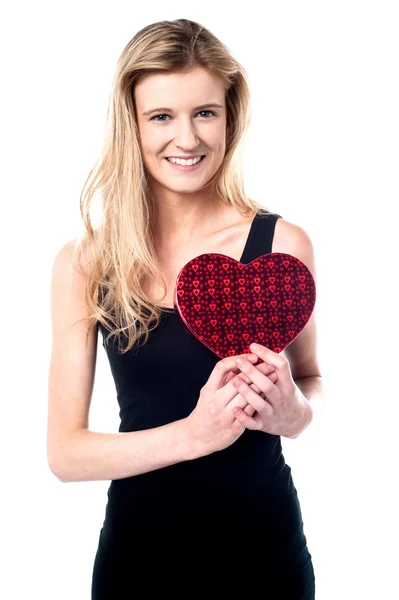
[134,67,228,201]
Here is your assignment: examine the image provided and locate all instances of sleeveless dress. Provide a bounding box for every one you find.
[91,211,316,599]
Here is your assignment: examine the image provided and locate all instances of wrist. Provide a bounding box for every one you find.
[180,416,205,461]
[287,395,313,439]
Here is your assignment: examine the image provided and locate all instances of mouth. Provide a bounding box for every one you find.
[165,155,206,163]
[164,155,207,171]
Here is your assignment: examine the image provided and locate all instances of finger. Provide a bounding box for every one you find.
[235,387,259,416]
[232,378,273,416]
[228,358,277,386]
[229,382,262,415]
[243,403,255,416]
[232,406,264,431]
[254,362,278,385]
[228,394,249,413]
[229,366,278,398]
[206,353,258,392]
[264,370,278,383]
[249,343,292,385]
[225,370,255,385]
[225,371,236,385]
[231,372,277,415]
[235,357,280,404]
[230,387,261,415]
[223,354,260,386]
[231,373,262,393]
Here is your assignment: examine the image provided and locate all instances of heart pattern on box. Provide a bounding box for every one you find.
[173,252,316,359]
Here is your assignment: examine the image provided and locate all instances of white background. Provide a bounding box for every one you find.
[1,1,398,598]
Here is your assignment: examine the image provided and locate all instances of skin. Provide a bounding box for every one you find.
[134,66,230,241]
[232,344,312,438]
[134,66,323,441]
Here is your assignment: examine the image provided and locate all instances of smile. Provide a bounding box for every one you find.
[165,155,206,171]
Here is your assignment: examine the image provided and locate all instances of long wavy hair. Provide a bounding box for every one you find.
[74,18,273,354]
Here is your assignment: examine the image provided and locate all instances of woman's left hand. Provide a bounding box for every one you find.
[230,343,311,439]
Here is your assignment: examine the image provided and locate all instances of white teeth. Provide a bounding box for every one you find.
[167,156,203,166]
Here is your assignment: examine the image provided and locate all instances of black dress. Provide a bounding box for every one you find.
[91,211,316,599]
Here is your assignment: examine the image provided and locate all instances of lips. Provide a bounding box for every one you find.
[166,155,205,161]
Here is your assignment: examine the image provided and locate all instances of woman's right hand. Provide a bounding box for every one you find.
[186,353,278,457]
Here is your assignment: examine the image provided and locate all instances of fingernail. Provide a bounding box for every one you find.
[250,343,261,350]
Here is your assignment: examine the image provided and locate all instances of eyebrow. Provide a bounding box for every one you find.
[142,103,224,116]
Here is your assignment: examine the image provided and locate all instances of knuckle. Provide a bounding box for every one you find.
[208,403,217,417]
[279,356,288,368]
[215,360,224,372]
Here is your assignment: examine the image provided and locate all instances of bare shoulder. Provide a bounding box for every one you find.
[52,237,99,303]
[53,236,92,277]
[273,217,316,275]
[272,217,321,379]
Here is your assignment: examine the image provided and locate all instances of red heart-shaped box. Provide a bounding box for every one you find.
[173,252,316,360]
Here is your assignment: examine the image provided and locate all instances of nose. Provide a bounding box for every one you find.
[174,118,200,149]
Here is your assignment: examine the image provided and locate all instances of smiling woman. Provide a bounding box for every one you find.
[47,17,320,600]
[134,67,229,192]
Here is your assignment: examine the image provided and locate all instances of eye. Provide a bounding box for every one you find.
[151,110,216,122]
[197,110,216,118]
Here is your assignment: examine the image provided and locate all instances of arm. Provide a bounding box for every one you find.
[47,240,199,484]
[289,375,327,438]
[277,218,328,437]
[54,421,199,483]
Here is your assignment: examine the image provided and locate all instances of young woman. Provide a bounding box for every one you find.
[47,18,325,599]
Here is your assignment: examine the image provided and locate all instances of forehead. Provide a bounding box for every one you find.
[134,68,225,108]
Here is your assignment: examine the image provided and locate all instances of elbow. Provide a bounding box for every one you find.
[47,451,71,483]
[47,431,79,482]
[48,462,65,483]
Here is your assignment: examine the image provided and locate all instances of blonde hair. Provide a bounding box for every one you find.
[74,18,273,354]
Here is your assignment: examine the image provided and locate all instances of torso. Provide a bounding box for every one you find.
[144,207,287,309]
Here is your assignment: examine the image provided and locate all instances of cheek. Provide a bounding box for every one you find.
[207,126,226,149]
[139,124,165,151]
[209,134,227,158]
